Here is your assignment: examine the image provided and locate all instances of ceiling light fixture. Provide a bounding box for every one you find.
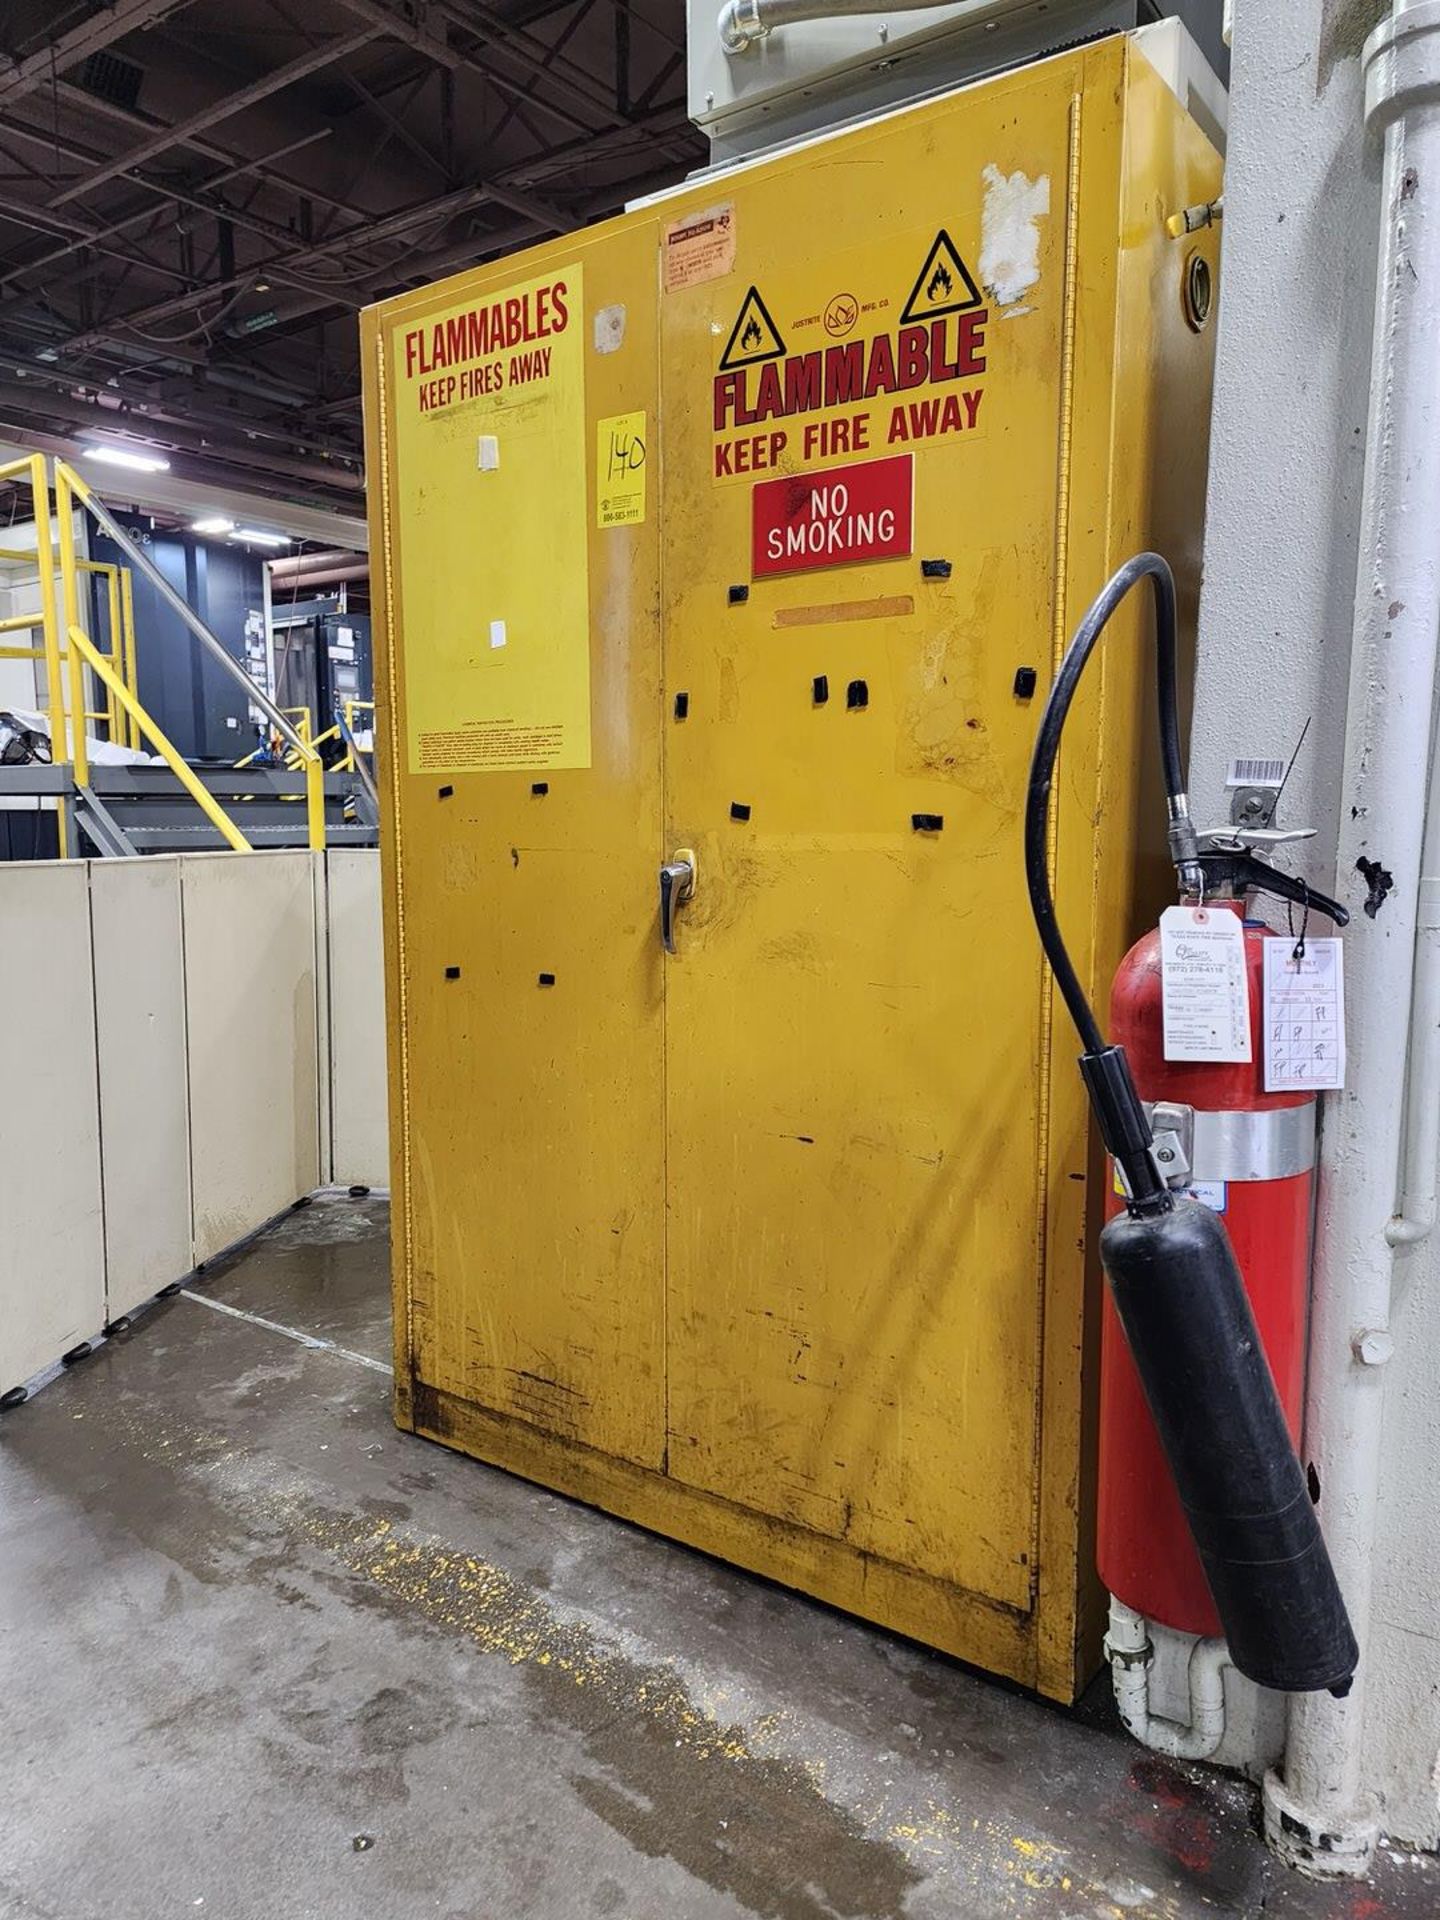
[192,515,236,535]
[83,445,171,473]
[232,528,289,548]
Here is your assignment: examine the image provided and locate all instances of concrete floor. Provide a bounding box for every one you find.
[1,1194,1434,1920]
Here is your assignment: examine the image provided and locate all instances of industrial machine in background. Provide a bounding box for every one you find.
[272,604,374,755]
[365,24,1221,1701]
[89,516,263,763]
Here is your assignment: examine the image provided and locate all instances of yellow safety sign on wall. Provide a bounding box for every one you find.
[387,263,590,774]
[596,410,647,527]
[709,227,990,486]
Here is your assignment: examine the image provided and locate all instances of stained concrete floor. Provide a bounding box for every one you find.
[1,1193,1435,1920]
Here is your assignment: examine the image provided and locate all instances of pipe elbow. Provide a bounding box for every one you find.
[1386,1208,1434,1247]
[719,0,766,53]
[1107,1599,1229,1762]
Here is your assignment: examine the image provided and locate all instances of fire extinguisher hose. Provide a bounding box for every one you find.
[1023,551,1359,1699]
[1024,552,1194,1209]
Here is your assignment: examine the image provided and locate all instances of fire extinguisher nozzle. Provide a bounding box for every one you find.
[1100,1199,1359,1696]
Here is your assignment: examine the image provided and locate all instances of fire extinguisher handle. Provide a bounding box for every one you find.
[1197,851,1350,927]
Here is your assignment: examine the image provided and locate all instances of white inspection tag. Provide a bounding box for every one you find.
[1159,905,1252,1062]
[1262,937,1345,1091]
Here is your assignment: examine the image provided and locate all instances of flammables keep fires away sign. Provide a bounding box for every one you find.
[387,265,590,775]
[710,227,990,491]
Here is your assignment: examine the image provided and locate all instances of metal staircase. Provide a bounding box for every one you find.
[69,764,378,855]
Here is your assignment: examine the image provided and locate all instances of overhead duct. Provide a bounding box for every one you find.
[270,551,369,591]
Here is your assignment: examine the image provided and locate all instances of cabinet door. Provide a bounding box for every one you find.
[378,222,668,1467]
[658,86,1071,1610]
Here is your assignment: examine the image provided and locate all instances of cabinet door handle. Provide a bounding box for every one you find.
[659,850,696,954]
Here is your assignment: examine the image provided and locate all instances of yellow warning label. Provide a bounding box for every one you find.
[719,284,786,370]
[596,410,647,527]
[710,223,994,485]
[900,228,984,324]
[388,263,591,775]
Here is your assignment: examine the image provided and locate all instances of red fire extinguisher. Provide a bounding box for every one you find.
[1099,837,1349,1638]
[1026,552,1355,1694]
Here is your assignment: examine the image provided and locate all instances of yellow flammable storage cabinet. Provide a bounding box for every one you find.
[362,33,1220,1701]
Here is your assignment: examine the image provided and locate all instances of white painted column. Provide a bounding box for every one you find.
[1263,0,1440,1876]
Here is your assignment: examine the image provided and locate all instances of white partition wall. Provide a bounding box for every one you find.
[0,864,105,1384]
[0,848,389,1396]
[326,848,389,1190]
[90,859,192,1318]
[182,851,321,1264]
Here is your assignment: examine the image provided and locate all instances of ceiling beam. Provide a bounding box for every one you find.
[0,352,359,459]
[38,94,697,356]
[339,0,698,162]
[0,380,361,490]
[334,0,460,69]
[0,0,197,111]
[0,130,333,302]
[0,436,367,546]
[48,26,382,211]
[51,78,375,226]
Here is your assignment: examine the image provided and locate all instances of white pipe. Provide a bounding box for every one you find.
[1263,0,1440,1878]
[719,0,956,55]
[1388,869,1440,1241]
[1106,1598,1229,1762]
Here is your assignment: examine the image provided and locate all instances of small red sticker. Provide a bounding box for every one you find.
[752,454,914,578]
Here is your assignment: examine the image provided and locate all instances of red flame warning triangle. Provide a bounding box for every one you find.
[719,285,786,370]
[900,229,984,325]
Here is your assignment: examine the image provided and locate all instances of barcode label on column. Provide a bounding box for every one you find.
[1226,757,1287,787]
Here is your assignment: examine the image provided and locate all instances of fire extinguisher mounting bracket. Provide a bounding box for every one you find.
[1147,1102,1193,1189]
[1133,1101,1320,1188]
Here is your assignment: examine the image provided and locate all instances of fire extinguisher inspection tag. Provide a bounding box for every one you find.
[1158,905,1252,1063]
[1262,937,1345,1091]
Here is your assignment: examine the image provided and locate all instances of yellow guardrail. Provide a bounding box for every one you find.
[0,455,332,855]
[67,620,251,852]
[0,453,67,851]
[51,458,328,854]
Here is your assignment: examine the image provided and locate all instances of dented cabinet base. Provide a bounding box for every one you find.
[401,1380,1034,1684]
[364,34,1222,1705]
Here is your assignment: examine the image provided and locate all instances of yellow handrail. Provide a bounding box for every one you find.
[53,463,90,787]
[0,454,67,851]
[104,566,123,743]
[58,456,325,851]
[120,570,139,751]
[2,454,330,856]
[67,622,251,852]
